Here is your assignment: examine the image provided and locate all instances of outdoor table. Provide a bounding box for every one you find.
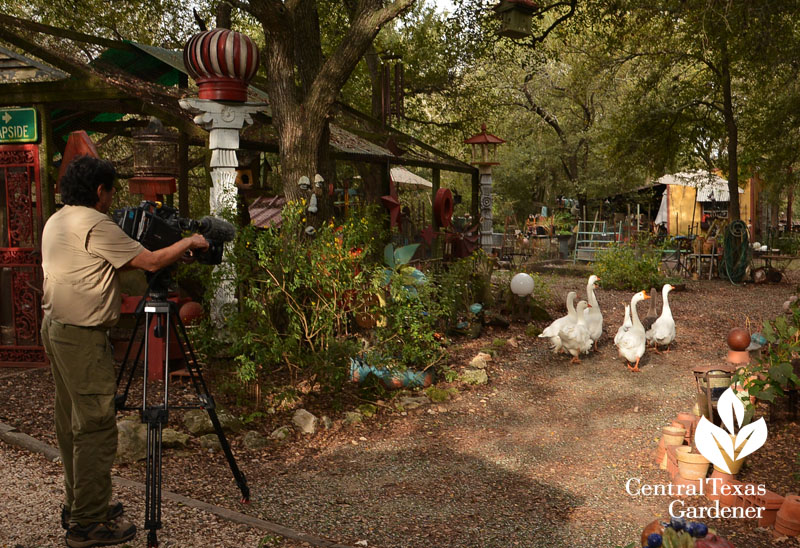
[751,252,799,282]
[688,252,720,280]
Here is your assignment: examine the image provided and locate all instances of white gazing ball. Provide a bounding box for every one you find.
[510,273,535,296]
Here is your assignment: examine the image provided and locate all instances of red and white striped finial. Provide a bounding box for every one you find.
[183,28,260,102]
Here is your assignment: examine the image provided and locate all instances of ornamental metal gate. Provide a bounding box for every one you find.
[0,144,46,367]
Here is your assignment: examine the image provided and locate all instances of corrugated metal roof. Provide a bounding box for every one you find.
[655,170,742,201]
[0,44,67,82]
[391,166,431,188]
[248,195,286,228]
[0,30,474,173]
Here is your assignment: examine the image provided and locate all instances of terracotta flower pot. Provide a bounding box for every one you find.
[779,494,800,522]
[662,425,686,446]
[706,469,735,502]
[676,447,710,480]
[775,513,800,537]
[677,411,696,433]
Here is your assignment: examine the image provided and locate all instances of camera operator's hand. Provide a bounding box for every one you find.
[182,234,209,263]
[187,233,209,252]
[127,233,211,272]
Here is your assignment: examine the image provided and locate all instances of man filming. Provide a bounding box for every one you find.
[40,155,208,547]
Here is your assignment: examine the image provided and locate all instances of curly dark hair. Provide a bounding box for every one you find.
[60,156,115,207]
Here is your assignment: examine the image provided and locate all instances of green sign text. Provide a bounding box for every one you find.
[0,108,38,144]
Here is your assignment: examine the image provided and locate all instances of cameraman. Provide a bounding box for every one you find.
[40,156,208,547]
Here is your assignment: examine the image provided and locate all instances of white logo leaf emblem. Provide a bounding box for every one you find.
[735,418,768,461]
[693,387,768,474]
[717,388,744,434]
[694,417,735,473]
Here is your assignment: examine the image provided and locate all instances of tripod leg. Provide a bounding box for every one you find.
[114,308,148,411]
[204,400,251,503]
[143,407,167,548]
[168,309,250,502]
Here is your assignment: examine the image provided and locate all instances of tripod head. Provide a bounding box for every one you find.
[143,268,175,303]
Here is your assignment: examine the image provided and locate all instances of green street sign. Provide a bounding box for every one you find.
[0,107,38,144]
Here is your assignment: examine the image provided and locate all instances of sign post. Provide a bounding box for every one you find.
[0,108,38,144]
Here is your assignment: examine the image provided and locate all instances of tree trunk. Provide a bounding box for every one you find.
[248,0,414,200]
[720,42,740,221]
[278,112,325,202]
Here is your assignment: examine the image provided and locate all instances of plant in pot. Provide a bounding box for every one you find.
[733,304,800,422]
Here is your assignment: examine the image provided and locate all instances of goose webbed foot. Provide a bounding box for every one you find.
[627,357,641,372]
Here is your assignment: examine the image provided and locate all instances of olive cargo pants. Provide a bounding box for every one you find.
[41,316,118,527]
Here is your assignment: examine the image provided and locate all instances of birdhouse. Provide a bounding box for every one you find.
[464,124,505,166]
[493,0,538,39]
[129,117,178,200]
[132,118,178,178]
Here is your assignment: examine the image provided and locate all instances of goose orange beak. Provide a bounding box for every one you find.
[642,291,651,300]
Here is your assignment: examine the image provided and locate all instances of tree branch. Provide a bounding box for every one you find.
[305,0,414,120]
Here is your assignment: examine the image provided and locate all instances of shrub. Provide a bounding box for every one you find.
[216,201,385,391]
[361,263,445,372]
[592,237,669,291]
[436,250,495,327]
[774,234,800,256]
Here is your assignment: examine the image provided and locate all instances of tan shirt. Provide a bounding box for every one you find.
[41,205,144,327]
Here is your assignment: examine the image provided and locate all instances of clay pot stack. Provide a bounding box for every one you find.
[654,413,796,537]
[655,411,700,472]
[775,495,800,537]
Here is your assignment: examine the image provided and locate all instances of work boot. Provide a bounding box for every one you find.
[61,502,124,529]
[64,520,136,548]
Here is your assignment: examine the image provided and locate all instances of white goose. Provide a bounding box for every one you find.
[615,290,651,372]
[646,284,676,351]
[583,275,603,349]
[559,301,593,363]
[614,304,632,346]
[538,291,578,353]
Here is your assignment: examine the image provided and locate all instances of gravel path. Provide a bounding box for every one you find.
[0,441,305,547]
[2,271,800,547]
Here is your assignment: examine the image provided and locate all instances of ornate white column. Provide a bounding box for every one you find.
[178,99,264,215]
[181,27,262,321]
[479,165,494,253]
[179,99,265,320]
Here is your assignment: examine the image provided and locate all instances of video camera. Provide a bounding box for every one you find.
[113,201,235,265]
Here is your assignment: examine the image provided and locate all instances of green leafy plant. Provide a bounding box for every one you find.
[436,250,495,328]
[209,201,385,393]
[733,304,800,405]
[593,236,672,291]
[362,265,445,372]
[552,210,575,235]
[774,234,800,256]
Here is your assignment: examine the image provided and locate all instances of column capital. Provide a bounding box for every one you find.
[179,98,266,130]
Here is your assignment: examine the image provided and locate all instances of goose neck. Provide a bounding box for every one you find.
[631,298,644,329]
[587,283,599,307]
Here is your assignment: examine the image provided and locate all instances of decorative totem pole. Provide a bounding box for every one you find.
[464,124,505,254]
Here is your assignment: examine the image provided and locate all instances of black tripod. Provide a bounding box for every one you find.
[115,271,249,547]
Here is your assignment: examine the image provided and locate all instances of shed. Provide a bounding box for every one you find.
[653,170,755,236]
